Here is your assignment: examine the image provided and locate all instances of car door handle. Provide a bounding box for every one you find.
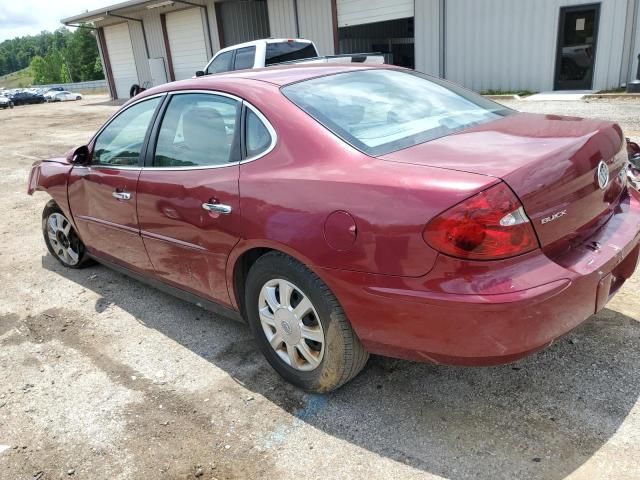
[112,191,131,201]
[202,203,232,214]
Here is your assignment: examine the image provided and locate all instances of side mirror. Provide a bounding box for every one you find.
[68,145,90,165]
[195,70,205,77]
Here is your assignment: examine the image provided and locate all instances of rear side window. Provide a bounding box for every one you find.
[153,93,239,167]
[234,46,256,70]
[245,108,272,158]
[265,42,317,65]
[207,51,233,74]
[282,69,513,156]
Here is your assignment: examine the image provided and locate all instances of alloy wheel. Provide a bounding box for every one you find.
[46,212,80,266]
[258,278,325,371]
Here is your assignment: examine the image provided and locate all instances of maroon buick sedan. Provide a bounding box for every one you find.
[28,64,640,392]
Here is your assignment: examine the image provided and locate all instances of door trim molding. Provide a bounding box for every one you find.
[141,230,208,252]
[76,215,140,235]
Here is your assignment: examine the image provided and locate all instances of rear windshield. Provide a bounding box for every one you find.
[281,69,513,156]
[265,42,318,65]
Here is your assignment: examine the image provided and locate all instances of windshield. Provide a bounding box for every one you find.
[281,69,513,156]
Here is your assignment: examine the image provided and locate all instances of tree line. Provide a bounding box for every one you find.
[0,27,104,84]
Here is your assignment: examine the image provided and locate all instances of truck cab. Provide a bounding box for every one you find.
[197,38,319,76]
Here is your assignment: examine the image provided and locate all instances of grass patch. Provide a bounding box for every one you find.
[596,87,627,94]
[0,68,34,89]
[481,89,536,97]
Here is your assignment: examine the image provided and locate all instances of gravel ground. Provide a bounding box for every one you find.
[0,95,639,480]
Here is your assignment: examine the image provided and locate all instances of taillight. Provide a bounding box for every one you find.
[423,182,539,260]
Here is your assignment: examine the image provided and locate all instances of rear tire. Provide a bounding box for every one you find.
[245,251,368,392]
[42,201,92,269]
[130,84,141,98]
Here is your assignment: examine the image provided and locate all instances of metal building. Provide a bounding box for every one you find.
[62,0,640,99]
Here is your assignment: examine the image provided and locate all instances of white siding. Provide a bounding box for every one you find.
[337,0,414,27]
[103,23,138,99]
[268,0,298,37]
[444,0,629,92]
[414,0,441,76]
[297,0,334,54]
[166,8,209,80]
[128,20,151,87]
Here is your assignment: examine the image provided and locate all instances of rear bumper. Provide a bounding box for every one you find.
[320,190,640,365]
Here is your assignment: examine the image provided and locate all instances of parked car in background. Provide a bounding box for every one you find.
[48,91,83,102]
[9,91,46,105]
[196,38,383,77]
[27,64,640,392]
[0,95,13,109]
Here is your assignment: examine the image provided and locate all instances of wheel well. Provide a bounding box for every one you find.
[233,247,273,319]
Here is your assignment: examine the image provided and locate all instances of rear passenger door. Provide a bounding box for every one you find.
[135,92,243,306]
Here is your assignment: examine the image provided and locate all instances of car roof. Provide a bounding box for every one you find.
[130,64,402,108]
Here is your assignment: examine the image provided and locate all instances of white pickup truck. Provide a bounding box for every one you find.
[195,38,383,77]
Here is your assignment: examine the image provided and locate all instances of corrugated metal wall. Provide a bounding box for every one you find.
[127,21,152,87]
[337,0,414,27]
[139,10,171,86]
[414,0,441,76]
[217,0,271,47]
[631,0,640,83]
[141,11,168,60]
[444,0,629,92]
[268,0,298,37]
[93,0,640,98]
[297,0,335,54]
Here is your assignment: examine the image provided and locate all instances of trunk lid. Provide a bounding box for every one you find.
[381,112,628,251]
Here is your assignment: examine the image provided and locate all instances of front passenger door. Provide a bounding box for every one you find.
[68,96,163,272]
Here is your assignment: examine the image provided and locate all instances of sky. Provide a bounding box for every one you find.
[0,0,113,42]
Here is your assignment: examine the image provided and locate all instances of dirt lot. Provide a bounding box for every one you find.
[0,95,639,480]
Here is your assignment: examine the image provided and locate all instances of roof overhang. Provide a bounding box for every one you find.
[61,0,178,25]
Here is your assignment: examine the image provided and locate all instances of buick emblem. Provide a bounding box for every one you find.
[280,320,292,335]
[597,161,609,190]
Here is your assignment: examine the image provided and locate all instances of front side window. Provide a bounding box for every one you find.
[153,93,239,168]
[265,42,318,65]
[207,51,233,74]
[282,69,513,156]
[93,97,161,166]
[245,108,272,158]
[234,47,256,70]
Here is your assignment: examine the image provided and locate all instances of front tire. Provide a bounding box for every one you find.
[42,201,91,268]
[245,252,368,392]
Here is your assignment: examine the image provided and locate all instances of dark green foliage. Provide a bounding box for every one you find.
[0,26,104,84]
